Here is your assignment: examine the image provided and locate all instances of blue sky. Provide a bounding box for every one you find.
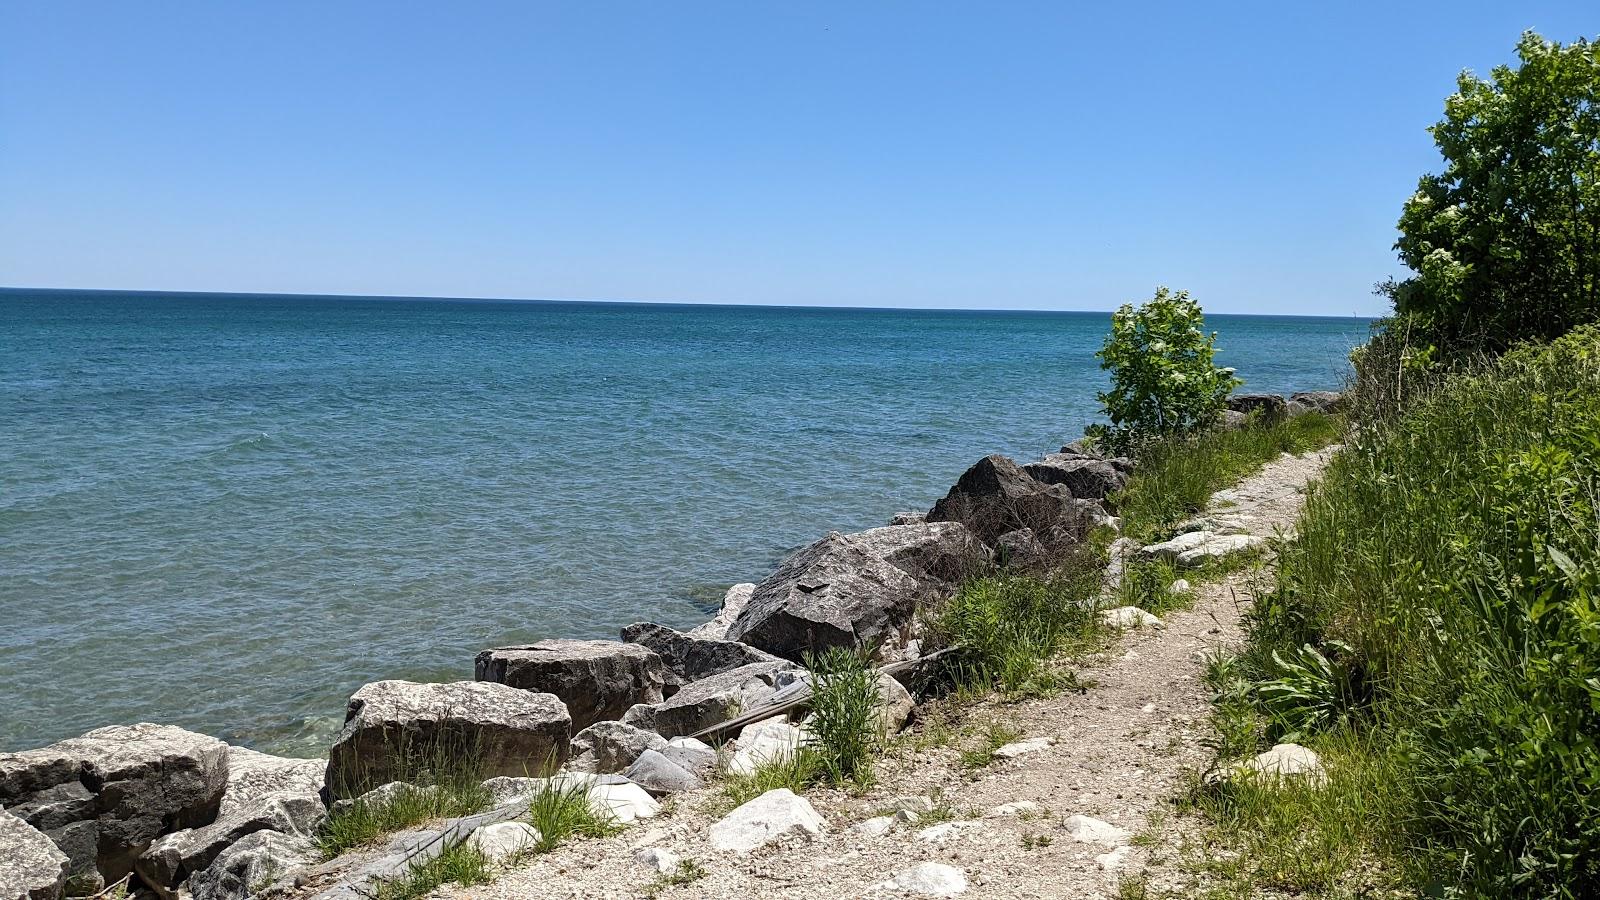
[1,2,1594,315]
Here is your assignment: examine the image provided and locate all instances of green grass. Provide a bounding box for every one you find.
[370,842,494,900]
[525,777,621,852]
[959,720,1023,769]
[645,859,708,896]
[1113,410,1341,543]
[1190,325,1600,897]
[930,562,1105,698]
[317,770,493,859]
[720,747,823,807]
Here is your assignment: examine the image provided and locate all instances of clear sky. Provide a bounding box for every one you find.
[1,2,1594,315]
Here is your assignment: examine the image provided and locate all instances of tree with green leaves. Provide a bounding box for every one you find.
[1087,287,1239,455]
[1384,31,1600,354]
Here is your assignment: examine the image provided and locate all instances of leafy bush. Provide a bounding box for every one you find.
[1087,287,1240,455]
[1382,32,1600,356]
[1230,325,1600,895]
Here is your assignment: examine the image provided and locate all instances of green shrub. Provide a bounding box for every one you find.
[1383,32,1600,356]
[1087,287,1241,455]
[1229,325,1600,896]
[804,647,881,788]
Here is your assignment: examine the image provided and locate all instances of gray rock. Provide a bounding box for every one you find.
[480,777,544,807]
[0,807,69,900]
[623,749,702,795]
[1220,409,1250,430]
[994,528,1048,569]
[875,674,915,736]
[187,829,316,900]
[887,512,927,526]
[475,640,667,732]
[926,455,1100,552]
[619,622,781,684]
[726,524,989,662]
[135,793,324,896]
[661,737,717,773]
[707,788,826,853]
[633,846,680,874]
[1022,452,1130,501]
[1226,393,1289,421]
[1290,390,1342,412]
[328,780,438,817]
[686,584,755,641]
[218,747,324,817]
[0,724,229,892]
[622,661,798,738]
[1063,814,1130,845]
[325,680,571,799]
[567,721,667,775]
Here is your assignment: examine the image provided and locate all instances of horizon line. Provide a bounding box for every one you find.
[0,284,1380,320]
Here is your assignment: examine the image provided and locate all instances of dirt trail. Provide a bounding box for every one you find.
[446,446,1337,899]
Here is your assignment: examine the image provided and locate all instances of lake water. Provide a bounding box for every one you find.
[0,289,1369,754]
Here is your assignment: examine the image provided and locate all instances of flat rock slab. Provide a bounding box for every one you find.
[0,807,69,900]
[325,680,571,799]
[622,660,798,738]
[708,788,826,854]
[1063,814,1130,846]
[0,723,229,892]
[475,639,667,732]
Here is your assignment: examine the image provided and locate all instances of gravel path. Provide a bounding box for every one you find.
[443,447,1336,899]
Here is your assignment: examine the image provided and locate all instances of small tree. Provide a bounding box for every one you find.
[1384,31,1600,355]
[1087,287,1239,455]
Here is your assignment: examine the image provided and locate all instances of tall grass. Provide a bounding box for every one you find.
[1114,410,1341,543]
[929,561,1102,697]
[525,777,620,852]
[318,734,493,858]
[805,647,882,787]
[1214,325,1600,896]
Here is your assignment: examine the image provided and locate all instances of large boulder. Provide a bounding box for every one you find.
[1290,390,1343,413]
[0,808,69,900]
[1023,450,1131,501]
[619,622,781,684]
[134,793,323,897]
[218,747,324,816]
[325,681,571,799]
[567,721,667,775]
[686,584,756,641]
[185,830,315,900]
[0,724,229,893]
[475,640,667,732]
[622,661,799,738]
[726,523,989,662]
[1227,393,1288,421]
[926,455,1101,552]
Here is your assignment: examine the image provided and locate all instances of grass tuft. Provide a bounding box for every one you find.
[370,841,493,900]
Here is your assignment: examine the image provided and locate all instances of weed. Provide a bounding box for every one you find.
[932,566,1103,697]
[645,859,708,896]
[370,841,492,900]
[805,647,881,788]
[525,777,620,852]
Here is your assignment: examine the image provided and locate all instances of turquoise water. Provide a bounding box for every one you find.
[0,289,1368,755]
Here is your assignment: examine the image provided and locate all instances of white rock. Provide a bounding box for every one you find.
[1217,743,1327,785]
[1100,606,1163,629]
[480,776,546,806]
[1175,534,1263,567]
[590,782,660,824]
[992,737,1051,759]
[1063,814,1130,845]
[707,788,826,854]
[630,826,670,849]
[852,816,895,836]
[1169,579,1191,594]
[1095,845,1133,871]
[633,846,681,874]
[468,822,539,862]
[878,862,968,896]
[892,809,921,825]
[726,720,803,776]
[984,801,1039,818]
[1139,530,1217,561]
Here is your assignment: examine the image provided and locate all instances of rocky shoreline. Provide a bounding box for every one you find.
[0,391,1340,900]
